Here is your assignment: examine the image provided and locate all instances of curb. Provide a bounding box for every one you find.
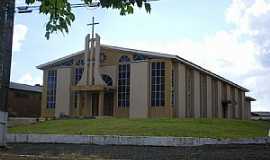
[6,134,270,147]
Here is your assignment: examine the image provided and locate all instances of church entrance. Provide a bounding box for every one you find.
[104,92,114,116]
[92,93,99,116]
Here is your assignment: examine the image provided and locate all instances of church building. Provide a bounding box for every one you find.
[37,33,255,119]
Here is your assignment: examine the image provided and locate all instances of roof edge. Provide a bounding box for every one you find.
[36,44,249,92]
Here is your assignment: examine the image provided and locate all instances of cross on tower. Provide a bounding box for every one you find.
[87,16,99,39]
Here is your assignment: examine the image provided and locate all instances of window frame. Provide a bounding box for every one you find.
[47,70,57,109]
[151,62,165,107]
[118,55,130,108]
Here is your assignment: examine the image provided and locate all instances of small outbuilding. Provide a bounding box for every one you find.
[251,112,270,121]
[8,82,42,117]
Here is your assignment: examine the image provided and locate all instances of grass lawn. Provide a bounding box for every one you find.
[8,118,270,139]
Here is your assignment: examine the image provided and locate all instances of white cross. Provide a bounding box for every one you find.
[87,17,99,39]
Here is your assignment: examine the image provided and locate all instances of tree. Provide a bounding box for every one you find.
[24,0,151,39]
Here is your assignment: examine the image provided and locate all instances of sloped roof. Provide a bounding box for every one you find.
[245,96,256,101]
[10,82,42,93]
[37,44,249,92]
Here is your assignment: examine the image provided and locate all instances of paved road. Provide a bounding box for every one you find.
[1,143,270,160]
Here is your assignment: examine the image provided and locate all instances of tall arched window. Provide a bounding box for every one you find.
[119,55,130,63]
[118,55,130,107]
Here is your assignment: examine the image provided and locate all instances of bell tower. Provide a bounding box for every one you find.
[78,17,105,86]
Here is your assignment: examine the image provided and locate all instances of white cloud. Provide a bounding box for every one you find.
[104,0,270,111]
[17,73,42,85]
[13,24,28,52]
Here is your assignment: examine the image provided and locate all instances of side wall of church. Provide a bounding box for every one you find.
[174,63,248,119]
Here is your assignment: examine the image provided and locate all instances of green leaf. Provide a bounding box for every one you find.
[145,3,151,13]
[28,0,151,39]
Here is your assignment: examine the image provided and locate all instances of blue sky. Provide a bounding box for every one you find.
[13,0,270,111]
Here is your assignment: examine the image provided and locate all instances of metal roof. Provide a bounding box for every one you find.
[9,82,42,93]
[37,44,249,92]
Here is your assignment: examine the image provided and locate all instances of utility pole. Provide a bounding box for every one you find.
[0,0,15,147]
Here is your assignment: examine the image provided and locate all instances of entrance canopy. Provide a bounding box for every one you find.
[71,85,115,92]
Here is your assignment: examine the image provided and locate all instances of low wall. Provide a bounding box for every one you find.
[7,134,270,147]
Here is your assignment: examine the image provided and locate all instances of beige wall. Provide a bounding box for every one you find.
[55,68,72,118]
[176,63,186,118]
[193,70,200,118]
[130,62,149,118]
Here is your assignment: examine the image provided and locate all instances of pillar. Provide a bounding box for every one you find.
[177,63,186,118]
[234,88,239,119]
[206,76,212,118]
[240,91,245,120]
[226,85,232,119]
[217,81,223,118]
[193,70,200,118]
[98,91,104,116]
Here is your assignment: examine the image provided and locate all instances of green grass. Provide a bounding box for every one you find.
[8,118,270,139]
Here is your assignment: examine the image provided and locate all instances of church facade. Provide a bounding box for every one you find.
[37,34,254,119]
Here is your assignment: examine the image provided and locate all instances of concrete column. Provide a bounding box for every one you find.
[240,91,245,120]
[234,88,239,119]
[245,100,251,120]
[217,81,223,118]
[206,76,212,118]
[226,85,232,119]
[193,70,200,118]
[177,63,186,118]
[87,93,92,116]
[55,68,72,118]
[130,62,148,118]
[98,91,104,116]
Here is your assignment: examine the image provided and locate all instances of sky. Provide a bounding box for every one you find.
[13,0,270,111]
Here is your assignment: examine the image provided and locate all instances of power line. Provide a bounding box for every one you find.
[15,0,159,14]
[16,2,100,14]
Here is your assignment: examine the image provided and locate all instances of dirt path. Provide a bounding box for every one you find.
[1,143,270,160]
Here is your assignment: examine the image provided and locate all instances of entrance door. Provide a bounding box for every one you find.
[222,105,228,119]
[92,93,99,116]
[104,92,114,116]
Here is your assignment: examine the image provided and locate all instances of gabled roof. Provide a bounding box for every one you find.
[10,82,42,93]
[37,44,249,92]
